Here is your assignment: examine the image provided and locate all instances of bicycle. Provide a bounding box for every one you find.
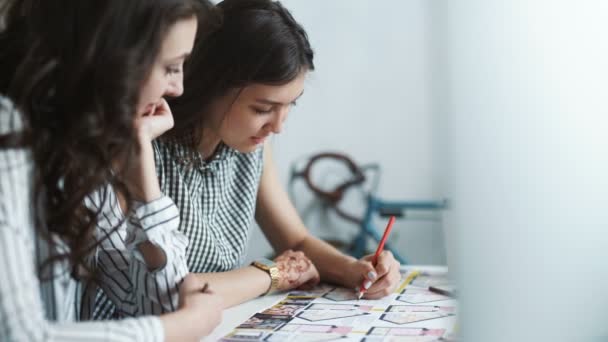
[288,152,446,264]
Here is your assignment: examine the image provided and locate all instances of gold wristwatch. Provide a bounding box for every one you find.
[251,258,280,295]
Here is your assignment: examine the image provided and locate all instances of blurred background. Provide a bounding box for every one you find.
[225,1,608,341]
[245,0,446,265]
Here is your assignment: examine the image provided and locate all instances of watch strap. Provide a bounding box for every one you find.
[251,259,280,295]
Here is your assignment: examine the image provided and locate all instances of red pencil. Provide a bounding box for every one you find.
[356,215,396,299]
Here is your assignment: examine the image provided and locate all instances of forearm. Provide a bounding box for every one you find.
[161,310,210,342]
[137,240,167,270]
[196,266,271,308]
[294,235,359,287]
[113,136,165,267]
[126,196,187,313]
[92,187,187,315]
[128,140,162,201]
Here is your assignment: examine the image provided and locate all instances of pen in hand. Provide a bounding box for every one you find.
[356,215,396,300]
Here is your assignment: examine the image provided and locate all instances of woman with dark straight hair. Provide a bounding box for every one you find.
[0,0,222,340]
[150,0,402,308]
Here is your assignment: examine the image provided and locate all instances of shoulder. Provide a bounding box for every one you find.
[151,138,185,172]
[151,138,167,163]
[153,137,197,163]
[238,145,264,163]
[0,95,31,171]
[0,96,34,231]
[152,138,171,153]
[0,95,25,135]
[230,145,264,179]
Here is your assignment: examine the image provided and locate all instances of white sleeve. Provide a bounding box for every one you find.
[0,144,165,341]
[0,228,165,342]
[88,186,189,316]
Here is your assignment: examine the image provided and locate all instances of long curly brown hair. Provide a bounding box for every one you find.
[0,0,214,280]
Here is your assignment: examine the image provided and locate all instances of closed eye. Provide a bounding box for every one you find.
[252,106,273,115]
[165,65,182,76]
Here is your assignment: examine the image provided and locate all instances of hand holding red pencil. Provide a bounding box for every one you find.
[355,216,401,299]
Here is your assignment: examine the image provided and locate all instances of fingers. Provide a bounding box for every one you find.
[374,250,395,277]
[178,273,219,309]
[154,98,173,117]
[355,257,378,282]
[179,273,199,292]
[361,254,375,262]
[181,289,225,332]
[353,251,401,299]
[275,250,320,291]
[305,263,321,287]
[150,98,174,130]
[363,258,401,299]
[364,272,399,298]
[276,249,305,260]
[358,251,395,284]
[134,98,174,141]
[298,266,321,290]
[180,273,210,294]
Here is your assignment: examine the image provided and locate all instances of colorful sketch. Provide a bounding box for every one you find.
[380,305,455,325]
[267,332,361,342]
[322,287,359,301]
[397,288,450,304]
[282,296,317,305]
[261,303,306,317]
[237,313,291,330]
[221,329,268,341]
[386,305,455,313]
[288,284,334,297]
[296,303,372,322]
[409,275,450,288]
[223,270,457,341]
[307,303,373,311]
[264,324,353,341]
[363,327,446,341]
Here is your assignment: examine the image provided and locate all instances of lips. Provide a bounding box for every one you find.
[143,100,163,115]
[142,103,155,115]
[251,135,269,144]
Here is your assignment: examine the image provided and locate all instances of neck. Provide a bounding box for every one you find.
[198,125,221,160]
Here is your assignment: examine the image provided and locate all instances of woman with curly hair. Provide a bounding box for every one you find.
[0,0,222,340]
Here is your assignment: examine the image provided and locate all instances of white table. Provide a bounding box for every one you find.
[205,265,452,341]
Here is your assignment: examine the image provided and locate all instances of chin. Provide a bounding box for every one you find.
[228,141,258,154]
[238,145,259,153]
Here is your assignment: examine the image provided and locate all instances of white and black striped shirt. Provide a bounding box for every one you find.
[94,134,264,320]
[0,96,189,341]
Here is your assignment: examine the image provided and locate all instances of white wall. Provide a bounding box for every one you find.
[244,0,446,265]
[211,1,608,338]
[443,1,608,341]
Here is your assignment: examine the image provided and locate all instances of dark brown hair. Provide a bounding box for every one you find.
[168,0,314,142]
[0,0,213,279]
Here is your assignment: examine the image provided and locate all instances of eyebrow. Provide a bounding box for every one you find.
[165,52,191,63]
[254,90,305,106]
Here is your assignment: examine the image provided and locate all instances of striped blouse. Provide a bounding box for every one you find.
[0,96,189,341]
[94,134,264,319]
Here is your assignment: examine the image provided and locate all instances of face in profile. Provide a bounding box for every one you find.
[137,16,198,116]
[210,70,308,153]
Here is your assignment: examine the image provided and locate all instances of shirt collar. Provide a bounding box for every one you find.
[164,131,236,171]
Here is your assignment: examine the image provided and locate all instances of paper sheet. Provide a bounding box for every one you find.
[221,271,458,341]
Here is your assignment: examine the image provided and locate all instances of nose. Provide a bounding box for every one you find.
[269,107,289,134]
[166,74,184,97]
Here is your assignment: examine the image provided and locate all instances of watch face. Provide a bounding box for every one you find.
[254,258,276,269]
